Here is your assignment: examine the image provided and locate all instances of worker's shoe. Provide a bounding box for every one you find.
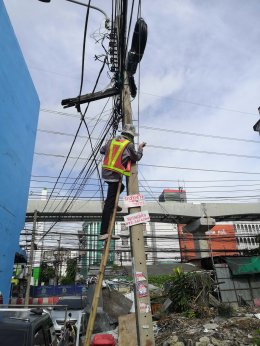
[111,235,120,240]
[98,234,120,241]
[117,205,123,212]
[98,234,109,241]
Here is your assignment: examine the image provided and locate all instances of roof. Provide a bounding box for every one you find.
[0,309,48,329]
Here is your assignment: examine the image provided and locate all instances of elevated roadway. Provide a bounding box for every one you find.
[26,199,260,228]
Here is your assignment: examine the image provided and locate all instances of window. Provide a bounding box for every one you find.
[54,297,86,310]
[122,238,128,246]
[33,328,46,346]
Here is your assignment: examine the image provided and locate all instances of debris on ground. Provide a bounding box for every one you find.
[154,308,260,346]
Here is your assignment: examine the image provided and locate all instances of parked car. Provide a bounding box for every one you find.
[0,308,58,346]
[50,296,88,337]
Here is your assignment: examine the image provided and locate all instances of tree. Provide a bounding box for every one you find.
[39,262,55,285]
[60,258,77,285]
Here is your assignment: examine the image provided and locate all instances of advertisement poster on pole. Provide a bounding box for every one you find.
[139,302,151,313]
[124,210,150,227]
[136,280,148,298]
[124,194,145,208]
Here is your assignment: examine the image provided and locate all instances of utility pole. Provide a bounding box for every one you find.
[118,0,154,344]
[123,78,155,346]
[25,209,37,307]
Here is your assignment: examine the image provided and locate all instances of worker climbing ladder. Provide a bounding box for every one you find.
[84,180,122,346]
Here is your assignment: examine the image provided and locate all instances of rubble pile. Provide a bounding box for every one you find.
[154,311,260,346]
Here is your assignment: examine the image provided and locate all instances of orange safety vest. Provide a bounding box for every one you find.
[102,139,131,176]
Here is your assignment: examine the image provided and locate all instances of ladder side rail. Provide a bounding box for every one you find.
[84,180,122,346]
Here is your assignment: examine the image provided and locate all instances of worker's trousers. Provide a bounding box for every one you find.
[100,181,125,235]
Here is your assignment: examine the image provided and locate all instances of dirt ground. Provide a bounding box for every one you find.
[154,307,260,346]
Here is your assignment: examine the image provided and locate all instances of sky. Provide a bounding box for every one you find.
[4,0,260,212]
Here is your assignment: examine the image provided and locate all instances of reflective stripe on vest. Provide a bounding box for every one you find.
[102,139,131,176]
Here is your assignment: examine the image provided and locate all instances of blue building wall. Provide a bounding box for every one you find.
[0,1,40,303]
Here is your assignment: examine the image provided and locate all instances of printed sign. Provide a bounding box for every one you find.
[124,210,150,227]
[139,302,151,313]
[135,272,146,282]
[124,194,145,208]
[136,280,148,298]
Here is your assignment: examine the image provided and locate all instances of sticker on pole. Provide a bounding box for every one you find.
[136,281,148,298]
[135,272,146,282]
[124,194,144,208]
[139,302,151,313]
[124,210,150,227]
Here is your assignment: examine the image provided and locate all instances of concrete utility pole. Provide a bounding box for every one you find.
[25,209,37,306]
[119,0,154,343]
[123,81,155,346]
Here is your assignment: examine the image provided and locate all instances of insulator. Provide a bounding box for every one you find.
[109,41,117,48]
[110,58,118,63]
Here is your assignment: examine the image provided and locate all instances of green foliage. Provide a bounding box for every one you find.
[148,274,175,288]
[66,258,77,281]
[61,258,77,285]
[217,303,234,317]
[183,310,196,319]
[60,258,77,285]
[39,262,55,284]
[60,276,73,285]
[167,268,212,313]
[252,329,260,346]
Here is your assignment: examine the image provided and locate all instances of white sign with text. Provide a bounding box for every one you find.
[124,210,150,227]
[124,193,145,208]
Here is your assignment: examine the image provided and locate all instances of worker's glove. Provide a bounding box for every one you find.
[139,142,146,149]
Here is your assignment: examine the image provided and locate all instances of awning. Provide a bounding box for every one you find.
[224,256,260,276]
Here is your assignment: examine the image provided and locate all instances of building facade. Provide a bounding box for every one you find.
[0,1,40,303]
[79,222,115,277]
[233,222,260,251]
[114,221,180,266]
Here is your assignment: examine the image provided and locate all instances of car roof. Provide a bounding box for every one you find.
[0,309,50,330]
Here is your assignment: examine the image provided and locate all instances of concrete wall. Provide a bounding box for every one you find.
[0,1,39,303]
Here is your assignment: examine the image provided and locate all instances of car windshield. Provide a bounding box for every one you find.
[54,298,84,310]
[0,329,27,346]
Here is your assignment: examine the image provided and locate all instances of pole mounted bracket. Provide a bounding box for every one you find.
[61,87,120,109]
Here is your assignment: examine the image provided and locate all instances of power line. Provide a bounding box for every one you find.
[30,179,260,189]
[141,92,259,117]
[140,163,260,175]
[40,107,111,120]
[38,120,260,145]
[147,144,260,160]
[34,146,260,161]
[141,125,260,144]
[31,174,260,183]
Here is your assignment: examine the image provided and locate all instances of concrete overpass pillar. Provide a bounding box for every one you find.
[184,217,216,259]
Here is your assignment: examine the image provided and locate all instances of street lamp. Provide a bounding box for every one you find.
[37,0,110,28]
